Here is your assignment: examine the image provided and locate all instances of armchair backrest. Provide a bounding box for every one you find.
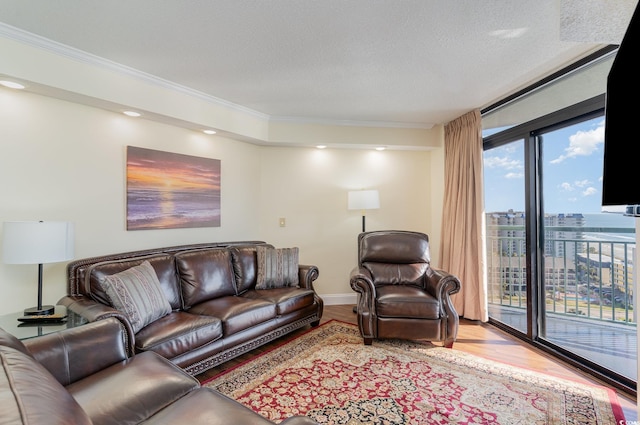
[358,231,431,286]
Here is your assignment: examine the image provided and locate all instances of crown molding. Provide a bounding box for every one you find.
[0,22,269,121]
[0,22,435,133]
[268,115,435,130]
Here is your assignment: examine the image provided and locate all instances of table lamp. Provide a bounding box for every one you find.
[348,190,380,232]
[2,221,75,316]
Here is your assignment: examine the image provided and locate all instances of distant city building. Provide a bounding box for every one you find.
[544,213,585,258]
[485,211,632,304]
[486,210,526,257]
[486,211,585,257]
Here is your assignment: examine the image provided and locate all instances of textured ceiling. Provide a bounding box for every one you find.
[0,0,636,129]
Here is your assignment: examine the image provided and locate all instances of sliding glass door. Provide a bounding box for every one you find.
[539,116,636,381]
[481,48,637,393]
[484,139,527,335]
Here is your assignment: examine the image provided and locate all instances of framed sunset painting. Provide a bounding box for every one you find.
[126,146,221,230]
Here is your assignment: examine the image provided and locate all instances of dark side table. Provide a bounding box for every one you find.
[0,305,87,340]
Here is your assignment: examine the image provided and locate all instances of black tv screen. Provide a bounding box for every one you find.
[602,2,640,206]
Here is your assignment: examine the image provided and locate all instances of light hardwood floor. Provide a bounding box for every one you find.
[197,304,638,420]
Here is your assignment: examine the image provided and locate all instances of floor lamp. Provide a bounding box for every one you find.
[2,221,75,316]
[348,190,379,313]
[348,189,380,232]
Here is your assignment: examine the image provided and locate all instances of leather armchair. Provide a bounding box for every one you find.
[349,230,461,348]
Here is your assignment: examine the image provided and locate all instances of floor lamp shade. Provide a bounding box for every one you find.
[2,221,75,315]
[348,190,380,211]
[348,190,380,232]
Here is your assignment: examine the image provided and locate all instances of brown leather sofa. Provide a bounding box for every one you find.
[350,230,461,347]
[0,317,318,425]
[59,241,323,375]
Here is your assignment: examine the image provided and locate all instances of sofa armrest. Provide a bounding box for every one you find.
[23,317,131,386]
[298,264,319,290]
[59,295,136,351]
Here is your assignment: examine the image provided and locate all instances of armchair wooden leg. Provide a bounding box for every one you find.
[363,337,373,345]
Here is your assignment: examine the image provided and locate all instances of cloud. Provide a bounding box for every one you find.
[550,121,604,164]
[559,179,594,194]
[484,155,522,170]
[559,182,574,191]
[505,172,523,179]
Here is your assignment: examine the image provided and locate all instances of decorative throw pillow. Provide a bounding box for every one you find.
[101,260,172,333]
[255,246,299,289]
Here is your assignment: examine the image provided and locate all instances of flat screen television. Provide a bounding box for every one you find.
[602,2,640,206]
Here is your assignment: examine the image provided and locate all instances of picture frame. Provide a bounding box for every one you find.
[126,146,221,230]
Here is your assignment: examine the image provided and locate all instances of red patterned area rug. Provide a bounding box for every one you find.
[203,320,625,424]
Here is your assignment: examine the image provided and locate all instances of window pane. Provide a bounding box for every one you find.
[540,116,636,381]
[484,140,527,334]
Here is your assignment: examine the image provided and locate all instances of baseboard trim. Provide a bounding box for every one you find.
[320,293,357,306]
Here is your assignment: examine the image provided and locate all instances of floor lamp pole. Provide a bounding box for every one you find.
[37,263,43,311]
[362,214,366,232]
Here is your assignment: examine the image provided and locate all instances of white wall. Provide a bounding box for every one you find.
[0,86,444,315]
[0,89,262,313]
[258,147,440,303]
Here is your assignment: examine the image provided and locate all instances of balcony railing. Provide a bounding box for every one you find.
[486,225,636,326]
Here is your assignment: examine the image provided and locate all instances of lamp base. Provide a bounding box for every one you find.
[23,305,55,316]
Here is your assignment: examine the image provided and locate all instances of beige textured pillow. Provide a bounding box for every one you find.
[256,246,299,289]
[101,260,172,333]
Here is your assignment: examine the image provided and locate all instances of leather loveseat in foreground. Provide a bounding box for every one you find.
[0,317,318,425]
[59,241,323,375]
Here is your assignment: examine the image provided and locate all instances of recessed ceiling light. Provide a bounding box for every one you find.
[203,129,217,135]
[375,146,386,151]
[316,145,327,149]
[123,111,141,117]
[0,80,26,89]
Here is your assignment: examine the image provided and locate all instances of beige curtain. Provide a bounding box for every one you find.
[439,109,488,321]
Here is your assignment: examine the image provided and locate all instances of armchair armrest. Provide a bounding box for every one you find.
[349,266,376,299]
[425,267,461,348]
[22,317,131,386]
[424,268,461,300]
[349,266,378,341]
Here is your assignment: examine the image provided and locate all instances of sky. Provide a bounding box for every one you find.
[482,116,620,214]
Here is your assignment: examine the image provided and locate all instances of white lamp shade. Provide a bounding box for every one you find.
[2,221,75,264]
[348,190,380,210]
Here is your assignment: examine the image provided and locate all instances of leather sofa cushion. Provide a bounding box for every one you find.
[242,288,316,315]
[375,285,441,319]
[86,254,182,310]
[230,245,265,294]
[140,387,278,425]
[188,297,277,335]
[176,249,237,308]
[67,351,200,425]
[0,344,92,425]
[365,262,428,286]
[134,311,223,359]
